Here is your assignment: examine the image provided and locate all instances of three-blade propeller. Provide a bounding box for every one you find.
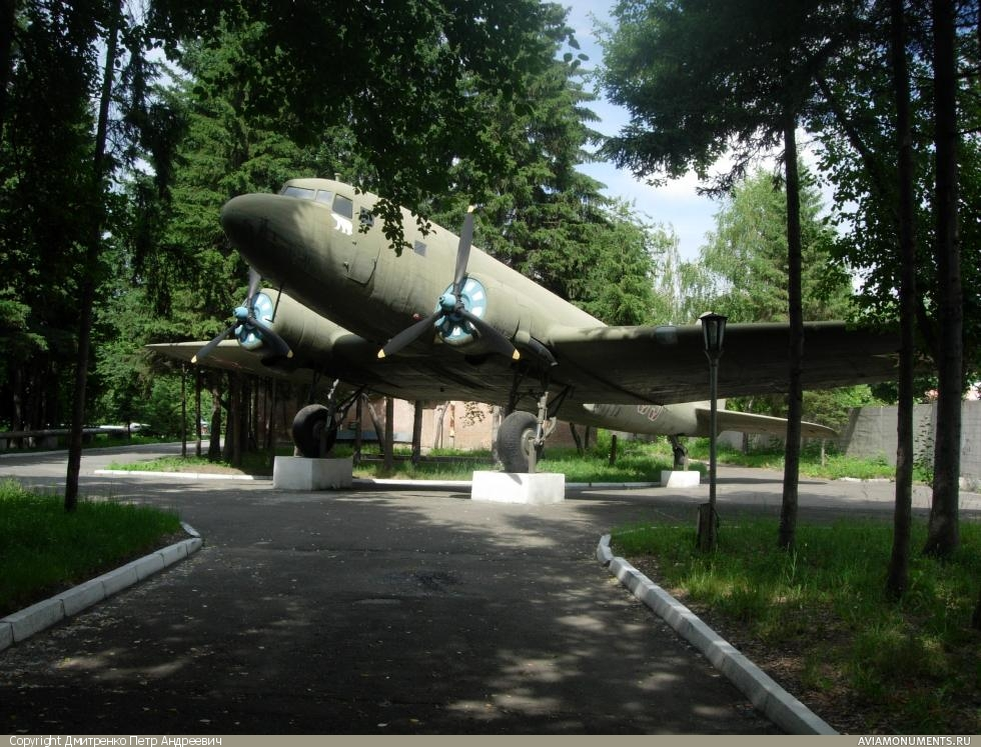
[378,207,519,361]
[192,267,293,364]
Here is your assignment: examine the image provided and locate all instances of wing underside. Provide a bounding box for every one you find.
[149,321,899,413]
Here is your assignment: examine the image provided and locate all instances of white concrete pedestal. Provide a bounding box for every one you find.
[471,471,565,504]
[273,456,353,490]
[660,470,701,488]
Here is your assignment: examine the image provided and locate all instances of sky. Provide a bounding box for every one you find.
[559,0,726,261]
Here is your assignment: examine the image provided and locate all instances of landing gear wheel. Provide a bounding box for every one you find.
[497,411,541,473]
[292,404,337,458]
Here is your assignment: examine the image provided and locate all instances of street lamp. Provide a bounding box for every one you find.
[698,311,728,551]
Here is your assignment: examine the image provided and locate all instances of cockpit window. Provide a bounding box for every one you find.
[315,190,334,205]
[333,195,353,220]
[281,186,315,200]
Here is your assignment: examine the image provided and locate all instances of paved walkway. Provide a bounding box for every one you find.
[1,447,977,734]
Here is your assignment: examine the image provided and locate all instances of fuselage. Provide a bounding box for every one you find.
[217,179,801,441]
[220,178,603,355]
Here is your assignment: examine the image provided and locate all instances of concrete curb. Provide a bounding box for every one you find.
[596,535,837,736]
[0,523,203,652]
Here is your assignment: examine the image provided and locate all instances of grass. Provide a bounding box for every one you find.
[0,480,182,617]
[105,440,684,482]
[612,517,981,733]
[103,436,912,484]
[104,436,912,485]
[687,439,907,481]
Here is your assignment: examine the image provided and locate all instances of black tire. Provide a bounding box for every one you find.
[497,411,539,473]
[291,404,336,457]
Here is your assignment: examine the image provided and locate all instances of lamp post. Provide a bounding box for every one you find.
[698,311,728,551]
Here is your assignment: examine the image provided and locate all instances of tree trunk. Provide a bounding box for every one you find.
[924,0,962,558]
[384,397,395,473]
[195,366,202,458]
[180,364,187,458]
[208,375,222,461]
[411,401,424,465]
[65,0,121,512]
[0,0,17,134]
[778,111,803,551]
[886,0,915,600]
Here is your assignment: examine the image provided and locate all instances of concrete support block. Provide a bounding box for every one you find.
[273,456,353,490]
[0,621,12,651]
[471,471,565,504]
[661,470,700,488]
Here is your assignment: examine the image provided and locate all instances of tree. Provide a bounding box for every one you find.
[922,0,963,558]
[885,0,917,600]
[808,0,978,560]
[685,167,852,325]
[600,0,865,549]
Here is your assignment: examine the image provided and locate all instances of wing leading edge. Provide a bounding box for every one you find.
[544,321,899,405]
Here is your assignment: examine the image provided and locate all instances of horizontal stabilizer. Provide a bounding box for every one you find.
[696,407,837,439]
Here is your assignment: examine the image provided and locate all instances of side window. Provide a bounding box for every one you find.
[332,195,354,220]
[359,207,374,229]
[282,186,315,200]
[413,240,427,256]
[315,190,334,205]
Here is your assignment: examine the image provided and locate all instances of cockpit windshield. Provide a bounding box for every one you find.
[280,183,355,235]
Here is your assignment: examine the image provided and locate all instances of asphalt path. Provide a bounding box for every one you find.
[1,446,978,734]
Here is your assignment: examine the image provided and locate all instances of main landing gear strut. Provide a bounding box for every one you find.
[495,355,567,473]
[668,434,689,471]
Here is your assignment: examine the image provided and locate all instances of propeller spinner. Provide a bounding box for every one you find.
[192,268,293,364]
[378,207,520,361]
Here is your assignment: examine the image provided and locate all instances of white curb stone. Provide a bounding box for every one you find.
[57,578,107,617]
[599,535,837,735]
[0,526,203,652]
[5,598,65,642]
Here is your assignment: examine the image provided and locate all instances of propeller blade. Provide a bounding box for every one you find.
[378,309,444,359]
[249,315,293,358]
[451,206,476,296]
[458,309,520,361]
[192,323,237,364]
[246,266,261,304]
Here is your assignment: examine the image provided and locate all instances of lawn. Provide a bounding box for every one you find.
[104,437,901,483]
[0,481,183,617]
[612,517,981,733]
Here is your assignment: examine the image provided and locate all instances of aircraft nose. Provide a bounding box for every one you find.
[220,193,307,277]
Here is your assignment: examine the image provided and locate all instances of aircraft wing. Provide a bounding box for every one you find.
[545,321,899,406]
[149,321,898,414]
[145,341,341,394]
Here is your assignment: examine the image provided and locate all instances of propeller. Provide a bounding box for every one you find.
[192,267,293,363]
[378,207,520,361]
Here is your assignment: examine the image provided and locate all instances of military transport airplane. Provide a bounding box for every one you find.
[149,177,899,472]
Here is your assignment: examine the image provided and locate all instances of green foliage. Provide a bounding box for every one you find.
[600,0,854,189]
[0,481,182,616]
[682,167,852,324]
[611,517,981,732]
